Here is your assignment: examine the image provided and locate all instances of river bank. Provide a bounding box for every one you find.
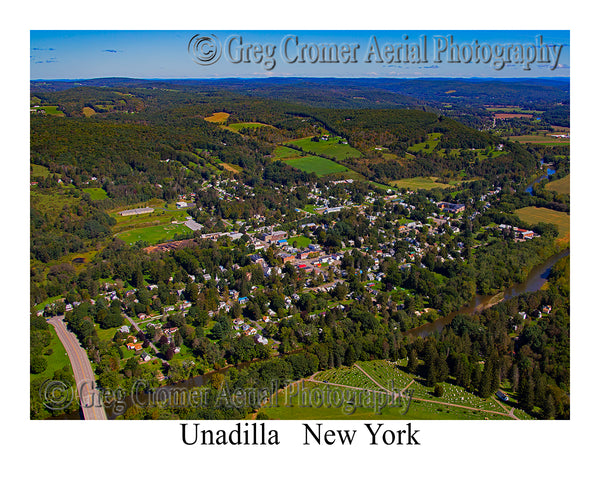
[407,247,569,338]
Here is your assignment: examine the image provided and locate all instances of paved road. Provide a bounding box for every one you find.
[47,316,107,420]
[123,313,159,354]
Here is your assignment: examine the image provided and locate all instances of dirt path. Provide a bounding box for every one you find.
[494,397,519,420]
[353,362,514,419]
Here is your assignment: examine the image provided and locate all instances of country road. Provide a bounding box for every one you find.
[47,316,107,420]
[123,313,160,355]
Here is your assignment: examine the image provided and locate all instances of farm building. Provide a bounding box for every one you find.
[119,207,154,216]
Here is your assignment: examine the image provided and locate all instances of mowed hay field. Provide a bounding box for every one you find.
[285,137,362,160]
[283,156,350,176]
[273,146,302,159]
[509,134,570,145]
[82,187,108,200]
[546,174,570,195]
[204,111,230,123]
[391,176,455,190]
[515,206,570,245]
[225,122,273,133]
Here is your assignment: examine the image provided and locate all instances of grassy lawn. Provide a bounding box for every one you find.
[545,174,570,195]
[111,202,190,232]
[204,112,230,123]
[82,187,108,200]
[391,176,455,190]
[117,223,191,245]
[285,137,362,161]
[288,235,311,248]
[283,156,350,176]
[31,326,72,382]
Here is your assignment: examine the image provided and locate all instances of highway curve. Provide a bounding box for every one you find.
[47,316,107,420]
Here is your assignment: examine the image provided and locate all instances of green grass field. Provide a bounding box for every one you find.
[477,150,506,161]
[285,137,362,160]
[31,189,81,217]
[30,327,72,383]
[515,206,570,245]
[486,107,544,114]
[31,164,50,178]
[273,146,302,159]
[283,156,350,176]
[508,134,570,145]
[391,177,455,190]
[82,187,108,200]
[225,122,274,133]
[288,235,311,248]
[545,174,570,195]
[117,223,191,245]
[407,133,442,153]
[32,105,64,116]
[111,201,190,230]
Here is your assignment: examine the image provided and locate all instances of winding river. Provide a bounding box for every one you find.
[407,248,569,338]
[54,248,570,419]
[526,164,556,194]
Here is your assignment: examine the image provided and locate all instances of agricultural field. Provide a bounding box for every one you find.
[31,164,50,178]
[391,176,455,190]
[256,360,530,420]
[204,111,230,123]
[508,133,570,145]
[225,122,274,133]
[30,189,81,217]
[82,187,108,200]
[273,146,302,160]
[407,132,442,153]
[31,105,64,116]
[545,174,570,195]
[116,223,191,245]
[476,149,505,161]
[285,137,362,161]
[485,107,543,114]
[283,156,350,177]
[82,107,96,117]
[219,162,243,173]
[515,206,570,245]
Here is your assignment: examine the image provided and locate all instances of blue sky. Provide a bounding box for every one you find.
[31,30,570,79]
